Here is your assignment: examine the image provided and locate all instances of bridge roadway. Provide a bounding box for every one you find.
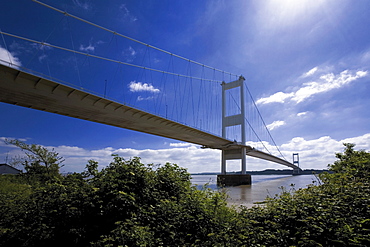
[0,63,298,170]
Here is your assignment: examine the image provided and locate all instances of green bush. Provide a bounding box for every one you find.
[0,155,234,246]
[230,143,370,246]
[0,142,369,246]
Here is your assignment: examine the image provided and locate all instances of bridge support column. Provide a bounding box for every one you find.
[218,76,251,186]
[217,174,251,187]
[218,147,251,186]
[221,148,247,175]
[241,147,247,174]
[221,150,226,175]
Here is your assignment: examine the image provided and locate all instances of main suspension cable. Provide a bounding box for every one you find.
[228,91,272,154]
[0,30,223,83]
[244,84,287,161]
[32,0,238,78]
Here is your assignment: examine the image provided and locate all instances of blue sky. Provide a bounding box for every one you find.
[1,0,370,173]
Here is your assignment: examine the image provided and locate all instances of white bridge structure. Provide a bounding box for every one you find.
[0,0,301,185]
[0,64,301,185]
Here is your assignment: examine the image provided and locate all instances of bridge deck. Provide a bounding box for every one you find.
[0,64,299,170]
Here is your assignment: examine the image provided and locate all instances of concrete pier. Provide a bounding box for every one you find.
[217,174,251,186]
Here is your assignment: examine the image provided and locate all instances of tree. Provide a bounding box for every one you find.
[4,139,63,181]
[327,143,370,180]
[81,159,99,178]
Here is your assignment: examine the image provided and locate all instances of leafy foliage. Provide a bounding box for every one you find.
[5,139,63,183]
[0,150,234,246]
[0,142,369,246]
[227,143,370,246]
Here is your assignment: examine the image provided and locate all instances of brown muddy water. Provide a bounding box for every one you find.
[191,174,320,207]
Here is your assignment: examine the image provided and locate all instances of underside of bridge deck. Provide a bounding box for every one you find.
[0,64,300,173]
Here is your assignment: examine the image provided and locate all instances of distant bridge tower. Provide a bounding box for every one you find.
[292,153,301,175]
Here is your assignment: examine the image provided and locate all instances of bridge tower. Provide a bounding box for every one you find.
[218,76,251,186]
[292,153,301,175]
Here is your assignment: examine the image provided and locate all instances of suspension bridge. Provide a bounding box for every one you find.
[0,1,301,185]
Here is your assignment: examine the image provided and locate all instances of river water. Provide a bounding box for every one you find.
[191,174,320,207]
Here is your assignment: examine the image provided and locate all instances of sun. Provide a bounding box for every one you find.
[263,0,326,28]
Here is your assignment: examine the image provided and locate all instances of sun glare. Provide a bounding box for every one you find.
[262,0,326,28]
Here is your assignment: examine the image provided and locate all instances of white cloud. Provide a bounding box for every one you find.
[361,50,370,62]
[79,44,95,52]
[341,133,370,150]
[256,92,294,104]
[129,81,160,93]
[31,43,52,51]
[169,142,195,147]
[52,145,222,174]
[297,112,308,117]
[0,47,21,67]
[257,69,368,105]
[293,70,367,103]
[128,46,136,56]
[137,96,155,101]
[73,0,91,10]
[122,46,137,62]
[28,43,52,62]
[38,54,47,62]
[302,67,318,77]
[281,133,370,169]
[79,41,104,53]
[266,120,285,131]
[2,133,370,173]
[119,4,138,22]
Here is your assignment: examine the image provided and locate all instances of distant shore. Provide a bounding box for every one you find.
[191,169,330,176]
